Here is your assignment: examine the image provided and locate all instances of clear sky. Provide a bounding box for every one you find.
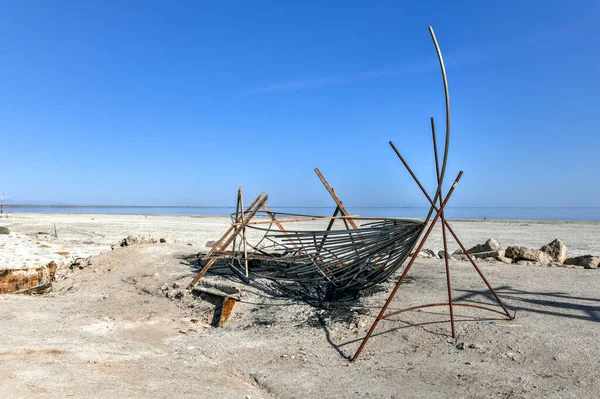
[1,1,598,207]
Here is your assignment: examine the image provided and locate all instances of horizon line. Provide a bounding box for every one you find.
[4,204,600,210]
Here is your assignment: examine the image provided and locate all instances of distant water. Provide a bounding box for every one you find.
[3,206,600,221]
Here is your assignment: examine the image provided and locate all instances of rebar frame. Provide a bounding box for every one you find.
[185,26,514,360]
[187,180,428,291]
[351,27,514,360]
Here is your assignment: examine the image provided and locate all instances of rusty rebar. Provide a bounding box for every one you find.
[389,142,513,320]
[432,117,456,338]
[352,171,463,361]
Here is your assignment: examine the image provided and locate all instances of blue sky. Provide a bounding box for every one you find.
[1,1,598,207]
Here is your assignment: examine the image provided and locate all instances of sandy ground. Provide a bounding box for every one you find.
[1,213,600,398]
[1,213,599,267]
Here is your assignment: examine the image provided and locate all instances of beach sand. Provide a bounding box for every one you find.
[1,213,599,398]
[2,213,599,268]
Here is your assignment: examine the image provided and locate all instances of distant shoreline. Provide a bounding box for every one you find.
[3,205,600,209]
[1,214,599,263]
[2,209,600,222]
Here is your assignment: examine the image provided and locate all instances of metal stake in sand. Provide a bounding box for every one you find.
[432,117,456,338]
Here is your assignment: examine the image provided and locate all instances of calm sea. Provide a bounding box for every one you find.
[3,206,600,221]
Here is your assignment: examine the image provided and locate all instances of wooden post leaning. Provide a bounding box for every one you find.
[186,193,268,290]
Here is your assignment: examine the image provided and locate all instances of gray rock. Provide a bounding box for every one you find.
[479,252,513,264]
[422,249,438,258]
[173,290,187,299]
[120,234,157,247]
[471,250,503,260]
[497,255,513,264]
[505,246,552,266]
[540,239,568,264]
[437,250,456,260]
[467,238,503,254]
[487,238,503,251]
[564,255,600,269]
[450,249,512,264]
[413,249,437,258]
[71,257,92,270]
[515,260,537,266]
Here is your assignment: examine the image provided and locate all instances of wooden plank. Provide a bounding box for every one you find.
[201,192,266,261]
[188,194,269,288]
[9,282,52,295]
[314,169,371,265]
[192,282,241,300]
[201,225,236,261]
[218,194,268,253]
[186,258,218,289]
[240,191,265,218]
[314,168,359,229]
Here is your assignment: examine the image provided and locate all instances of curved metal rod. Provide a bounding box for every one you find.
[382,302,510,319]
[422,26,451,225]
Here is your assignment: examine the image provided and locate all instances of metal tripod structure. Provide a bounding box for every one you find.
[351,135,515,361]
[352,26,514,360]
[185,26,515,360]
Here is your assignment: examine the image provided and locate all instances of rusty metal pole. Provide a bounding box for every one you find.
[431,117,456,338]
[352,171,463,361]
[389,141,513,320]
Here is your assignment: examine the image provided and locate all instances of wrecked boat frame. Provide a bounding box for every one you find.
[186,26,515,360]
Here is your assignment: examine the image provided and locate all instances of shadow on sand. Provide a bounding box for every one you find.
[179,254,600,359]
[330,285,600,359]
